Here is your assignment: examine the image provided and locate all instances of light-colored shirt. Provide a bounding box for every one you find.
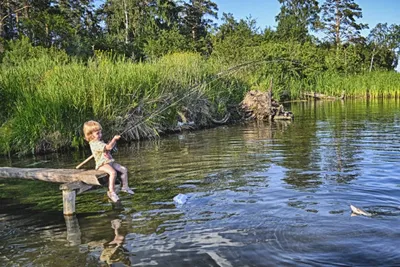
[89,140,115,169]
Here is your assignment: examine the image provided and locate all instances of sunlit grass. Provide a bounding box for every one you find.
[312,71,400,98]
[1,46,399,155]
[0,52,248,155]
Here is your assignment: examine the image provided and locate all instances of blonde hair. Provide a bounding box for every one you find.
[83,120,102,141]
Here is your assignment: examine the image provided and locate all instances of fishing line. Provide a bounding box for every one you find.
[76,57,304,168]
[119,57,304,136]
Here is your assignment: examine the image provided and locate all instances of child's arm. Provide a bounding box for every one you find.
[105,135,120,151]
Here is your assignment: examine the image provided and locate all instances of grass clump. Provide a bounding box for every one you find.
[0,47,247,155]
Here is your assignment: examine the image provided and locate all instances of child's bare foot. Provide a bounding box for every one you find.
[121,187,134,195]
[107,191,120,202]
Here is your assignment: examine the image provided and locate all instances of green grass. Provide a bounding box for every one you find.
[0,51,249,155]
[1,47,399,155]
[312,71,400,98]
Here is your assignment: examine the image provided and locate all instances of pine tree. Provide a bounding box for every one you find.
[100,0,183,59]
[320,0,368,46]
[182,0,218,43]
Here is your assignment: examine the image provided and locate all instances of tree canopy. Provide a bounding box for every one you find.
[0,0,399,72]
[275,0,320,43]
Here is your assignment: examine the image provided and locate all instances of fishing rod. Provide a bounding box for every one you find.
[119,57,304,136]
[76,57,303,169]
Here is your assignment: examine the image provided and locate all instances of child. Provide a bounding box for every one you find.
[83,120,134,202]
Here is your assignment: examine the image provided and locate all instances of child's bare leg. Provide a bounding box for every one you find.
[112,163,129,189]
[98,164,117,192]
[113,163,134,195]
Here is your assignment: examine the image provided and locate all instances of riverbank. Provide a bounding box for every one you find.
[1,48,400,156]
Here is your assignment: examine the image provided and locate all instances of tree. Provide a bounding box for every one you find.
[100,0,153,58]
[388,24,400,68]
[368,23,400,71]
[0,1,99,57]
[0,0,31,40]
[181,0,218,52]
[100,0,184,59]
[275,0,320,43]
[320,0,368,46]
[368,23,390,71]
[143,26,190,59]
[216,13,259,41]
[211,13,262,63]
[53,0,99,55]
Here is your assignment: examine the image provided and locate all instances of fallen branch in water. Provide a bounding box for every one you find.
[303,91,345,100]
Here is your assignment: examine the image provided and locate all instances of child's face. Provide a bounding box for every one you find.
[91,130,102,141]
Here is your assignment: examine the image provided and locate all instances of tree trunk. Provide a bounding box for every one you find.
[23,1,29,18]
[335,0,341,46]
[0,1,4,38]
[192,26,196,41]
[123,0,129,44]
[369,47,376,72]
[5,0,12,39]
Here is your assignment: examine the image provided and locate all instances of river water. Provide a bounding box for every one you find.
[1,99,400,266]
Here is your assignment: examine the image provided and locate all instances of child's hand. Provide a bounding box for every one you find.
[105,135,121,151]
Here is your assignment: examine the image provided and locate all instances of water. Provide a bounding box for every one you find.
[1,99,400,266]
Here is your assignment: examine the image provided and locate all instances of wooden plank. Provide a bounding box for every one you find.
[0,167,107,185]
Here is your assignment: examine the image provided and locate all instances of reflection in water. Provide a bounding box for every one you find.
[1,99,400,266]
[100,219,130,265]
[65,215,81,246]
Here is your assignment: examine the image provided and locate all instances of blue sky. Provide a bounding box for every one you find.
[213,0,400,37]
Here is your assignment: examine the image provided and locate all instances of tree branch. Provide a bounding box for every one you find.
[1,5,30,23]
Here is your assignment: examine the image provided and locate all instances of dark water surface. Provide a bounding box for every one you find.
[1,99,400,266]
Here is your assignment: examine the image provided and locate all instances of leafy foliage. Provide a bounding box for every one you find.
[275,0,320,43]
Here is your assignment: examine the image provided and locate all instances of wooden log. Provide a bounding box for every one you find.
[62,189,76,215]
[60,181,94,194]
[0,167,107,185]
[59,181,95,216]
[60,181,95,215]
[273,115,294,120]
[303,92,337,100]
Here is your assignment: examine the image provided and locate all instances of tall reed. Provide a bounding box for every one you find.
[311,71,400,98]
[1,46,399,155]
[0,51,248,155]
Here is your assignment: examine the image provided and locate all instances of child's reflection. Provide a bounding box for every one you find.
[100,219,130,265]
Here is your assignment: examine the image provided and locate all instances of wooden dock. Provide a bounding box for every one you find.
[0,167,110,215]
[0,167,107,185]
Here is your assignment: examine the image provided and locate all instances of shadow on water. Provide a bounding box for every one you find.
[1,99,400,266]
